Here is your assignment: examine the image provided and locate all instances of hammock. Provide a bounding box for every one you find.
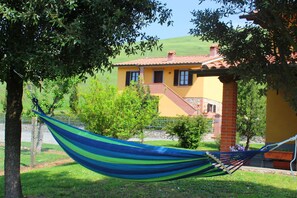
[32,99,297,181]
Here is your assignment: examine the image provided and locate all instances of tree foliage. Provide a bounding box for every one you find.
[25,77,79,116]
[0,1,171,197]
[24,77,79,153]
[237,80,266,150]
[165,115,210,149]
[190,0,297,111]
[76,79,159,140]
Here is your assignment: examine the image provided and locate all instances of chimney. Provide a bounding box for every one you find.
[210,44,219,57]
[167,51,176,61]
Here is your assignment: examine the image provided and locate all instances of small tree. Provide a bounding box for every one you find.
[114,83,159,140]
[25,77,79,153]
[76,79,158,140]
[165,115,210,149]
[237,80,266,150]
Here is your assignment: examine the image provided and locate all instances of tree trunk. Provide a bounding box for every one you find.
[4,70,23,198]
[245,136,251,151]
[36,122,44,153]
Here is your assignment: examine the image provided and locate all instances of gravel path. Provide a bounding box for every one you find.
[0,124,58,144]
[0,124,215,144]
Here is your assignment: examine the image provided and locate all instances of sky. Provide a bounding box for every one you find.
[143,0,246,39]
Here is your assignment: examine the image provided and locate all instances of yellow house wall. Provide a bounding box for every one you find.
[141,66,205,97]
[117,67,138,90]
[117,66,223,117]
[154,93,188,117]
[266,89,297,143]
[202,77,223,102]
[118,66,207,97]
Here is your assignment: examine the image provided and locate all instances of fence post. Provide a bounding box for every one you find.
[30,117,38,167]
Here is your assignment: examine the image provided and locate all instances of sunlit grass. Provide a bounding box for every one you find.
[1,162,296,198]
[0,143,68,171]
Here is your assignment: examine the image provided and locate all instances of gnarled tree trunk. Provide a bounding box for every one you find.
[5,70,23,198]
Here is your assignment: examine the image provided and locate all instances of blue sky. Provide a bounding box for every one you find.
[144,0,245,39]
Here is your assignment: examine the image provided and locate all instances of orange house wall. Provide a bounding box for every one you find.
[266,90,297,143]
[154,93,188,117]
[142,66,205,98]
[118,66,222,99]
[117,66,223,118]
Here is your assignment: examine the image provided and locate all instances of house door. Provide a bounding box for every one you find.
[154,71,163,83]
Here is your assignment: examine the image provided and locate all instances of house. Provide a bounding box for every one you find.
[193,61,297,151]
[114,45,229,137]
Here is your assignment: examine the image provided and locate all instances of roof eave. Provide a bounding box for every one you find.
[190,68,231,77]
[113,62,203,67]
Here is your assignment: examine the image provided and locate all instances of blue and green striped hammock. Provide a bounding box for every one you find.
[32,99,297,181]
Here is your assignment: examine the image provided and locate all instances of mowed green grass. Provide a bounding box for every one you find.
[0,162,296,198]
[0,143,69,171]
[0,140,295,198]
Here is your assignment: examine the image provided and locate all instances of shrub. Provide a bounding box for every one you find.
[165,115,211,149]
[76,79,158,140]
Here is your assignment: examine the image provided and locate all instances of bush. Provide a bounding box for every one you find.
[76,79,158,140]
[165,115,211,149]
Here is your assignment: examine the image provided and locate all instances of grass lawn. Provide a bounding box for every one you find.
[1,162,296,198]
[0,142,69,171]
[2,140,288,198]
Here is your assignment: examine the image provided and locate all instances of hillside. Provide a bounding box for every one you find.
[112,36,213,63]
[0,36,213,113]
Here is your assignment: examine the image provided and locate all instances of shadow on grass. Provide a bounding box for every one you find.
[1,162,296,198]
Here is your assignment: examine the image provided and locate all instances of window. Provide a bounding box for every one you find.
[173,70,193,86]
[154,70,163,83]
[179,70,189,85]
[125,71,140,86]
[207,104,216,113]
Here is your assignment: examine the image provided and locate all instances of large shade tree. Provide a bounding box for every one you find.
[0,1,171,197]
[190,0,297,110]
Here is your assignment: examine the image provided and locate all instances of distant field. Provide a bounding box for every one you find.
[112,36,213,63]
[0,36,212,114]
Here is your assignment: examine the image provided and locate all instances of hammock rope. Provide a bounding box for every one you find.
[32,98,297,181]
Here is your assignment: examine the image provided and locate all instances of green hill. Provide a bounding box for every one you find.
[112,36,213,63]
[0,36,213,113]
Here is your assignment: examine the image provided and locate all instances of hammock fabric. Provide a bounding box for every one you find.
[32,99,271,182]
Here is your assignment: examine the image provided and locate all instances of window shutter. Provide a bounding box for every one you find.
[207,104,211,112]
[174,70,179,86]
[213,105,216,113]
[125,71,131,86]
[188,71,193,85]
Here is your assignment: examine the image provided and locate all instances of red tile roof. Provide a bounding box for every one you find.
[114,55,225,67]
[202,59,231,69]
